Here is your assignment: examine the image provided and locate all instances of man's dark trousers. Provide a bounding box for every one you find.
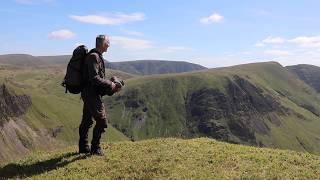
[79,89,108,149]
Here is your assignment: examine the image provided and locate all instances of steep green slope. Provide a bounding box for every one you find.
[0,66,129,164]
[104,61,320,154]
[0,138,319,179]
[287,64,320,93]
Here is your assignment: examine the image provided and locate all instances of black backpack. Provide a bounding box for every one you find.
[61,45,88,94]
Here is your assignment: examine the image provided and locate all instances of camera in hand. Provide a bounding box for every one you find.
[101,76,125,96]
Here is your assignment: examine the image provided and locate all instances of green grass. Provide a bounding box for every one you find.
[0,138,319,179]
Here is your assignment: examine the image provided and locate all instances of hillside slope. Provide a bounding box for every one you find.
[287,64,320,93]
[0,84,59,162]
[104,61,320,154]
[0,138,319,179]
[0,66,130,164]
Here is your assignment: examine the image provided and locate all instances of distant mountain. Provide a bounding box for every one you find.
[0,54,48,67]
[0,54,207,75]
[108,60,207,75]
[37,55,71,65]
[0,54,72,67]
[287,64,320,93]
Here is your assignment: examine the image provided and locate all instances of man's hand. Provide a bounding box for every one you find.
[111,82,122,93]
[110,76,124,94]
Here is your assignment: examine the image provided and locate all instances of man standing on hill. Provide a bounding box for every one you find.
[79,35,121,156]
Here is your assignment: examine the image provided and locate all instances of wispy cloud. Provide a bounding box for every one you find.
[255,43,265,47]
[262,36,286,44]
[257,35,320,48]
[288,36,320,48]
[200,13,224,24]
[70,12,145,25]
[253,35,320,66]
[48,29,75,39]
[110,36,153,50]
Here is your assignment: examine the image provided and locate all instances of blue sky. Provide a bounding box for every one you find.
[1,0,320,68]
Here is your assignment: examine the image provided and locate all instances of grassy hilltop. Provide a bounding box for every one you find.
[0,138,319,179]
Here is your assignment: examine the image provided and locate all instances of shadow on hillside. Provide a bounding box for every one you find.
[0,152,89,179]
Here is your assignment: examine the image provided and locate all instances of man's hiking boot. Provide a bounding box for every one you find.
[90,146,104,156]
[79,144,90,154]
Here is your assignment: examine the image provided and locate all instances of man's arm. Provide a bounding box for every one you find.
[86,53,114,89]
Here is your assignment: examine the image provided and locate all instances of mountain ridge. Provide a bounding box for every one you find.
[0,54,207,75]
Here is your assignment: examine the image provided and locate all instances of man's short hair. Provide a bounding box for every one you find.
[96,35,110,48]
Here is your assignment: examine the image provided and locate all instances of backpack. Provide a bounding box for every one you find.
[61,45,88,94]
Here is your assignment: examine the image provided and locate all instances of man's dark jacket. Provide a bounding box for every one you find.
[82,49,113,96]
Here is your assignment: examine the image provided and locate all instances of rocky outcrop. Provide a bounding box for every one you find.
[108,76,287,146]
[0,84,57,164]
[111,89,148,138]
[0,118,57,163]
[186,76,285,145]
[0,84,32,124]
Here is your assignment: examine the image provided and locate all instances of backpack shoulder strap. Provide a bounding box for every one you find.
[88,49,103,63]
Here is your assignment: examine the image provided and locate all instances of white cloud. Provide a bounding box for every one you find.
[262,36,286,44]
[110,36,153,50]
[257,35,320,48]
[70,12,145,25]
[264,50,292,56]
[200,13,224,24]
[251,35,320,66]
[48,29,75,39]
[288,36,320,48]
[255,43,265,47]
